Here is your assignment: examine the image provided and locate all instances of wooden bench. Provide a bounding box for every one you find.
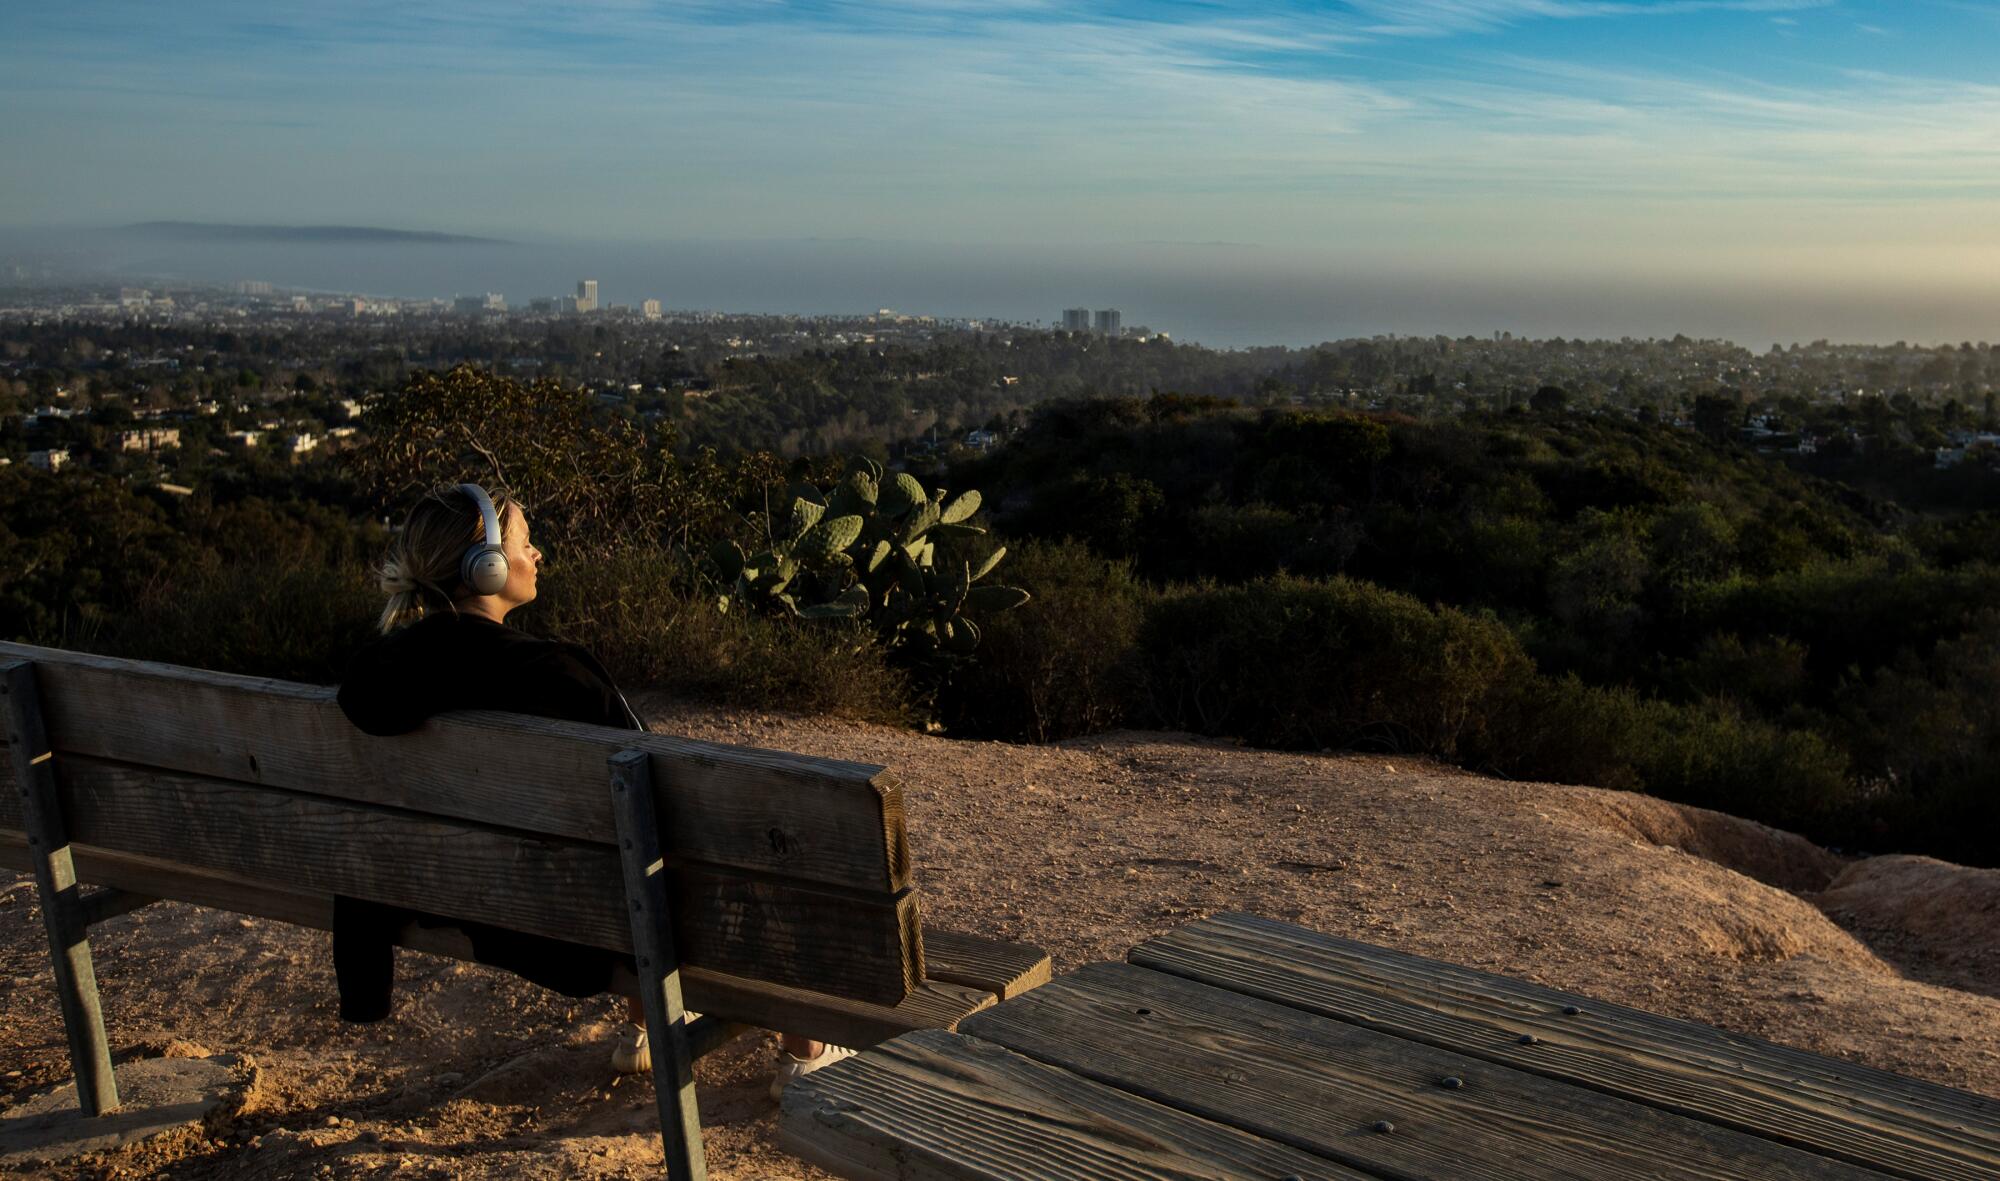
[782,911,2000,1180]
[0,641,1051,1179]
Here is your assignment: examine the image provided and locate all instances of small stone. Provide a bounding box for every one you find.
[1372,1120,1394,1134]
[326,1116,341,1127]
[1440,1076,1464,1089]
[238,918,255,928]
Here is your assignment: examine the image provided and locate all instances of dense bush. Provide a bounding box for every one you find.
[101,558,383,684]
[529,544,914,724]
[940,538,1144,741]
[1480,674,1858,837]
[1134,576,1531,757]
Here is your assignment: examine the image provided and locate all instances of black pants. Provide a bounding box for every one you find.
[332,896,623,1022]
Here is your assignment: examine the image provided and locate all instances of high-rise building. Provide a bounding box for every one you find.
[1062,307,1091,332]
[576,279,599,313]
[1094,308,1122,337]
[642,299,662,319]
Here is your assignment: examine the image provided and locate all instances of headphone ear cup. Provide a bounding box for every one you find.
[465,547,510,595]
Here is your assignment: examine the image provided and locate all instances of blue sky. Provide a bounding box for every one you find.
[3,2,1998,305]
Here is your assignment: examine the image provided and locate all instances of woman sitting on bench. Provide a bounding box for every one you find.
[336,482,853,1097]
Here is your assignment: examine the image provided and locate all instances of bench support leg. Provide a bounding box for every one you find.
[2,660,119,1116]
[610,748,706,1181]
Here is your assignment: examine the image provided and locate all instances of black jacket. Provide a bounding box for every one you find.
[338,612,639,735]
[332,611,638,1021]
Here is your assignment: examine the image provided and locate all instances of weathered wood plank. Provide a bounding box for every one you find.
[962,963,1894,1181]
[78,887,157,927]
[0,837,997,1048]
[1130,912,2000,1181]
[780,1027,1374,1181]
[609,749,706,1180]
[0,640,911,893]
[921,931,1051,1002]
[46,757,918,1004]
[2,661,119,1117]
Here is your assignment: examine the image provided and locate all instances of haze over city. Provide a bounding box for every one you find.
[4,1,1999,346]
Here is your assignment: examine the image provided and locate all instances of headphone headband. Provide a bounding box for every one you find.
[458,483,511,595]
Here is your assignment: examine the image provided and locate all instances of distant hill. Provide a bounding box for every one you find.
[119,222,511,246]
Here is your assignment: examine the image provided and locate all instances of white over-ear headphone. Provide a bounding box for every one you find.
[458,483,510,596]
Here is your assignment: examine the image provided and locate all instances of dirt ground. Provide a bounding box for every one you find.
[4,700,1997,1179]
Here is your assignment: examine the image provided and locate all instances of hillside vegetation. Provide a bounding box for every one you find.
[2,367,1994,868]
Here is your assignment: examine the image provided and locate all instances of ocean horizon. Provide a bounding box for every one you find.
[3,228,1996,352]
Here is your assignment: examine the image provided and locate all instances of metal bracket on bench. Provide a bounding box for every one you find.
[609,747,707,1181]
[2,659,120,1116]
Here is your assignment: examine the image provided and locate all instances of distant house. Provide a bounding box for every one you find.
[226,430,262,448]
[117,427,181,451]
[28,448,69,472]
[963,429,998,451]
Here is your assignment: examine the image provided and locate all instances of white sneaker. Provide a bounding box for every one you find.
[769,1044,856,1099]
[610,1024,651,1074]
[610,1011,703,1075]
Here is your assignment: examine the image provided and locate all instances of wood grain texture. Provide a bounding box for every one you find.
[0,836,999,1048]
[0,640,911,893]
[920,931,1051,1002]
[962,963,1894,1181]
[780,1027,1374,1181]
[609,749,706,1180]
[1129,912,2000,1181]
[2,661,119,1117]
[46,757,918,1003]
[78,887,158,927]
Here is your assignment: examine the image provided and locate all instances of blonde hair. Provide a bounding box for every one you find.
[377,484,519,634]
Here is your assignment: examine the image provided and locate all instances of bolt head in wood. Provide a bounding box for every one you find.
[1441,1075,1464,1089]
[1372,1120,1394,1134]
[1563,1005,1583,1015]
[1519,1033,1539,1044]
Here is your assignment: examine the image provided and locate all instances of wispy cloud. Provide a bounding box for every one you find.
[0,0,1993,276]
[1342,0,1833,38]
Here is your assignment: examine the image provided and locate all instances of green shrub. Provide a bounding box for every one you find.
[1135,575,1532,756]
[529,541,914,725]
[1481,674,1858,840]
[941,537,1145,741]
[96,557,382,684]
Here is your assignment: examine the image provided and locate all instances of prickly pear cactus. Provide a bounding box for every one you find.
[711,454,1029,653]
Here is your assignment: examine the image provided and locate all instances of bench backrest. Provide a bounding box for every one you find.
[0,641,923,1006]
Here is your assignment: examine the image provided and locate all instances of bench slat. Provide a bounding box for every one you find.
[920,931,1051,1002]
[39,756,919,1004]
[0,836,1002,1048]
[961,963,1893,1181]
[0,641,911,893]
[1129,911,2000,1181]
[779,1027,1377,1181]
